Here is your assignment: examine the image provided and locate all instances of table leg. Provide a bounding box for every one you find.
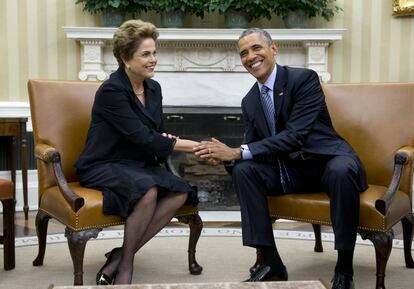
[21,124,29,220]
[10,137,16,199]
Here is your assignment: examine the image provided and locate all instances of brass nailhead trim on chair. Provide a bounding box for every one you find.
[39,209,125,231]
[271,214,389,233]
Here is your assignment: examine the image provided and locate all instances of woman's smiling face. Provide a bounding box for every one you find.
[124,37,157,79]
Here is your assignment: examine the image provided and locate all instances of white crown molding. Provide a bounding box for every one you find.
[63,27,346,41]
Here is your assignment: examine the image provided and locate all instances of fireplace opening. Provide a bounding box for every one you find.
[164,110,244,211]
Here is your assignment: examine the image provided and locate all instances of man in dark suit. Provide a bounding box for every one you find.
[194,28,367,289]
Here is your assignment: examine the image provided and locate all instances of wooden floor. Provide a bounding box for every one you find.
[8,210,404,240]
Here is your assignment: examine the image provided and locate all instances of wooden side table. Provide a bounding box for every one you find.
[0,117,29,220]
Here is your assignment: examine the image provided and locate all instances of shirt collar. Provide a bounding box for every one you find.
[258,64,277,92]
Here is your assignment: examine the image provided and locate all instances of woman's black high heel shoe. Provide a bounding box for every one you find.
[96,271,112,286]
[96,247,121,285]
[104,247,121,259]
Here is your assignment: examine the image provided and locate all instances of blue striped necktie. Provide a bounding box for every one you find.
[260,85,275,135]
[260,85,290,193]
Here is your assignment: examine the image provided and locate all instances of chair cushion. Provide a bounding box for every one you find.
[0,179,13,200]
[267,185,411,232]
[40,182,199,231]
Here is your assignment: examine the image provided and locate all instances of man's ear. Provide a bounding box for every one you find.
[271,41,278,56]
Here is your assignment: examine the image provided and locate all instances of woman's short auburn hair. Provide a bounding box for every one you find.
[113,20,159,67]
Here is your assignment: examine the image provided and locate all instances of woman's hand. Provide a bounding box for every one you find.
[173,139,199,153]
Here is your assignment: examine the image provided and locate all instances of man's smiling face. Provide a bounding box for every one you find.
[238,32,277,84]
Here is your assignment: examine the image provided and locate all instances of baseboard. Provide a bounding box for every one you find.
[198,211,241,222]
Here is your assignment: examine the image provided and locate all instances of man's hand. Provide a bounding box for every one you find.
[193,137,241,162]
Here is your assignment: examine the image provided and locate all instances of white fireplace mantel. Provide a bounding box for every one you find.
[63,27,345,41]
[64,27,345,107]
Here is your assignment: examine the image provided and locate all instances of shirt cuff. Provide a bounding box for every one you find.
[241,144,253,160]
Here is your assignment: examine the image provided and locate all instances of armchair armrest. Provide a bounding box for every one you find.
[35,144,85,213]
[375,145,414,215]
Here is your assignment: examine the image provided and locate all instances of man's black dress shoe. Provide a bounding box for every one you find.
[244,265,288,282]
[331,273,355,289]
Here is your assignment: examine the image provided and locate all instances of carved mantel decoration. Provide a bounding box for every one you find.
[393,0,414,16]
[64,27,345,107]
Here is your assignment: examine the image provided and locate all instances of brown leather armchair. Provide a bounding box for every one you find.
[253,83,414,289]
[28,79,203,285]
[0,179,14,270]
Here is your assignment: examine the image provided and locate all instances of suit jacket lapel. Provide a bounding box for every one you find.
[274,64,287,125]
[142,80,161,128]
[249,83,272,137]
[118,68,159,128]
[250,64,287,137]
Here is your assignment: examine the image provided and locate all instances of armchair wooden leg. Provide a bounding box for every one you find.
[401,213,414,268]
[312,224,323,252]
[33,210,51,266]
[250,248,264,275]
[2,198,15,270]
[177,214,203,275]
[65,227,101,285]
[360,230,393,289]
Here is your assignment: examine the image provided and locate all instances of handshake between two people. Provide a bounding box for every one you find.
[162,133,241,166]
[192,137,242,166]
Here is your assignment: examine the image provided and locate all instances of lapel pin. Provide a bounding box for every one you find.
[279,92,284,96]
